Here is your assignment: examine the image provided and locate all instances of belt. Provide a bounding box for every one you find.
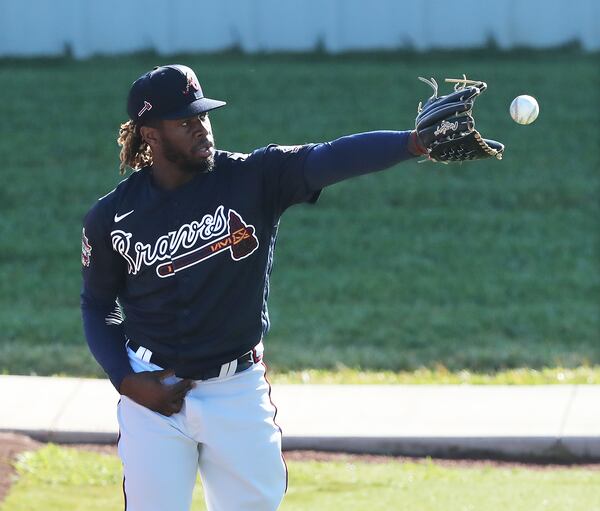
[126,339,263,380]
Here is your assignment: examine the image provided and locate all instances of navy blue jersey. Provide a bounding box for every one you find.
[82,144,319,381]
[82,130,415,389]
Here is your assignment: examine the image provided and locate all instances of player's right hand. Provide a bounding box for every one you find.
[119,369,196,416]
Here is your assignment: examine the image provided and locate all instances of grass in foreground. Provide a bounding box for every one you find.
[2,445,600,511]
[1,49,598,378]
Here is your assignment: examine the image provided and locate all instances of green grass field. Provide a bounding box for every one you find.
[2,445,599,511]
[0,49,598,381]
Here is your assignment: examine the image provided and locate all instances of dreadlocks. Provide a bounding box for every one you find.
[117,120,153,175]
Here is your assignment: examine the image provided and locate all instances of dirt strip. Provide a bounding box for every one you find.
[0,433,42,502]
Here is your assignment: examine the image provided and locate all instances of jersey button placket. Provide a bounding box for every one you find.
[169,199,181,272]
[172,199,192,339]
[171,200,181,225]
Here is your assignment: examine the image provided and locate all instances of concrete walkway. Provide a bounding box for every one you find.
[1,375,598,461]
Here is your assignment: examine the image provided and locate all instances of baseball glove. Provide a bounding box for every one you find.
[415,75,504,163]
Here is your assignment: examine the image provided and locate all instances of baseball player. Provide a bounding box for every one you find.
[81,64,500,511]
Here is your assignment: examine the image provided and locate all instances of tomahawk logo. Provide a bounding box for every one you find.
[111,207,259,278]
[156,210,258,277]
[138,101,152,117]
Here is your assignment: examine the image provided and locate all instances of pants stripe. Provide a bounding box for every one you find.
[261,360,288,493]
[117,404,127,511]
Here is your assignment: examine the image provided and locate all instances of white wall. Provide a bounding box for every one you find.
[0,0,598,58]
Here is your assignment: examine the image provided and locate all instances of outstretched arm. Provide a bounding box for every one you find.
[304,130,426,190]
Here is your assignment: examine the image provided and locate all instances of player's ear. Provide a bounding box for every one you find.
[140,124,160,147]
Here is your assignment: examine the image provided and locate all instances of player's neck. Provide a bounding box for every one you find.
[149,160,196,191]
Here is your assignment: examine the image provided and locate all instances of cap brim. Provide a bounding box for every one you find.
[160,97,227,120]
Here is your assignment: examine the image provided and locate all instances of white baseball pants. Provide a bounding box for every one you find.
[117,347,287,511]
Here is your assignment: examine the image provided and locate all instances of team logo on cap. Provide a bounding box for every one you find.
[183,72,200,95]
[138,101,152,117]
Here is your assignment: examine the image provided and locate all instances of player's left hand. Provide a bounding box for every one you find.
[415,75,505,163]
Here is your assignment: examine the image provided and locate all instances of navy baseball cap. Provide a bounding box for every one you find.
[127,64,226,124]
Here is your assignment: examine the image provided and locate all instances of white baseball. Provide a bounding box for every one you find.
[510,95,539,125]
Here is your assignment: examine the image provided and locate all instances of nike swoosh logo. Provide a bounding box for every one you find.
[114,210,134,223]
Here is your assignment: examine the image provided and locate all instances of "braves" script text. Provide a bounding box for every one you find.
[111,206,228,275]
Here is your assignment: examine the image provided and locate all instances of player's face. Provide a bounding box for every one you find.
[157,113,215,173]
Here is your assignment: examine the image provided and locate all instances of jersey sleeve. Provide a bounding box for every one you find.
[303,131,415,189]
[256,143,321,219]
[80,201,133,391]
